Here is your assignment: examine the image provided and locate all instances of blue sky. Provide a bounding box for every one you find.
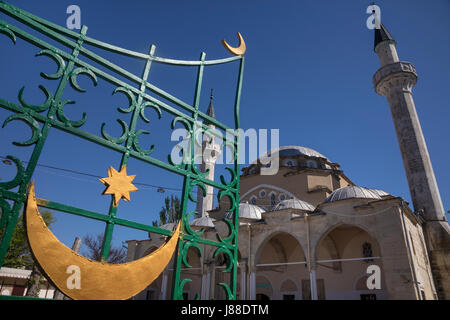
[0,0,449,252]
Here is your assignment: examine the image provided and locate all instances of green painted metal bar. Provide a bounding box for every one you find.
[36,198,111,224]
[0,190,23,202]
[171,176,190,300]
[229,57,245,299]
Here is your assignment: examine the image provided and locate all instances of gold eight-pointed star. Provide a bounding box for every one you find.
[99,166,138,206]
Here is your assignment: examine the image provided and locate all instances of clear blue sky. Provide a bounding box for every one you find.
[1,0,449,251]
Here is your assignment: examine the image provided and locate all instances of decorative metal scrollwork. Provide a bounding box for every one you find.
[0,156,24,190]
[0,1,244,300]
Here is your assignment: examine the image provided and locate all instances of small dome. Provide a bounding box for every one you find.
[190,215,216,228]
[159,222,177,230]
[226,202,266,221]
[274,198,315,212]
[324,186,382,203]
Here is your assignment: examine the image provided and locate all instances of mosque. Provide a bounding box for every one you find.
[125,23,450,300]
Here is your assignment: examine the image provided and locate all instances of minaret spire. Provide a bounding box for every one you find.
[205,88,216,124]
[374,23,395,51]
[373,24,445,222]
[372,21,450,299]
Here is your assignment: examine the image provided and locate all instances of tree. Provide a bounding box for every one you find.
[152,195,181,227]
[0,211,56,297]
[0,211,55,268]
[82,234,127,264]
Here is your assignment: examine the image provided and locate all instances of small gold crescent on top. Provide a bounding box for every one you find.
[222,32,246,56]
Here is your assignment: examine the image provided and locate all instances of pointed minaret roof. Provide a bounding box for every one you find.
[204,89,215,125]
[374,23,396,51]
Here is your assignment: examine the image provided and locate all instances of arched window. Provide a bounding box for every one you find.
[280,279,298,300]
[278,194,286,201]
[250,196,257,205]
[259,190,267,198]
[362,242,373,262]
[270,193,277,207]
[285,160,296,167]
[306,160,317,169]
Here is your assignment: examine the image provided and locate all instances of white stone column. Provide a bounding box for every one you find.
[206,271,211,300]
[241,270,247,300]
[210,265,215,299]
[201,273,207,300]
[310,269,318,300]
[201,269,212,300]
[160,272,168,300]
[249,272,256,300]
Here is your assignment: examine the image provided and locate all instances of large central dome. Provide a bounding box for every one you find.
[275,146,328,159]
[254,145,329,164]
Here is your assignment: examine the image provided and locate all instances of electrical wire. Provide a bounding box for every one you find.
[1,155,401,217]
[0,155,182,192]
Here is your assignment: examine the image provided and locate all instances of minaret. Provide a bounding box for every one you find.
[195,90,221,219]
[372,23,450,299]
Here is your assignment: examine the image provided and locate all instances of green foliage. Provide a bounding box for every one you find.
[0,211,55,269]
[152,195,181,227]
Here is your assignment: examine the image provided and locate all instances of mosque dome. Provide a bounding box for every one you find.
[275,146,328,160]
[369,188,391,197]
[159,222,176,230]
[190,214,216,228]
[253,145,329,165]
[324,186,382,203]
[226,202,266,221]
[274,198,315,212]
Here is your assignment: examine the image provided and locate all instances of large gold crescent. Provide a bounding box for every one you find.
[24,182,180,300]
[222,32,246,56]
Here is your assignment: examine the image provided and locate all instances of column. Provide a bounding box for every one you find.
[241,269,247,300]
[160,271,168,300]
[249,271,256,300]
[309,269,318,300]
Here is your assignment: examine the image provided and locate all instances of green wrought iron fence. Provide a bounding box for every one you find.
[0,1,243,300]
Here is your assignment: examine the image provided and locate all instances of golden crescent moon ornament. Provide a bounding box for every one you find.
[222,32,246,56]
[24,182,181,300]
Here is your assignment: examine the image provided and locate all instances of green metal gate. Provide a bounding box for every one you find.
[0,2,244,300]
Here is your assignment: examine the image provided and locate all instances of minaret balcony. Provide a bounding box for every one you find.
[373,61,418,96]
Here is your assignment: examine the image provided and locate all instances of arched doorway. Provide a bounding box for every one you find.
[256,293,270,300]
[212,249,242,300]
[315,224,386,300]
[254,232,307,300]
[181,245,202,300]
[256,275,273,300]
[280,279,300,300]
